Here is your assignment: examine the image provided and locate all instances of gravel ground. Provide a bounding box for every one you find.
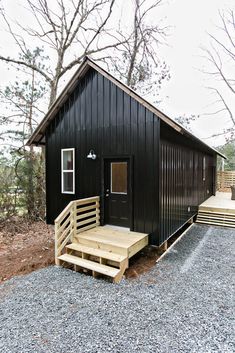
[0,224,234,353]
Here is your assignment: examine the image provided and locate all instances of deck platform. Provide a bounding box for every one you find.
[196,192,235,227]
[74,226,148,259]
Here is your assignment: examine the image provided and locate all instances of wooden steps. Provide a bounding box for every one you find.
[66,243,127,263]
[58,253,121,281]
[54,196,148,283]
[58,241,129,283]
[196,209,235,228]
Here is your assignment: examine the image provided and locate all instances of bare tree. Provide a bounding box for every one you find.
[175,115,198,132]
[106,0,170,99]
[201,9,235,140]
[0,0,125,106]
[0,0,171,220]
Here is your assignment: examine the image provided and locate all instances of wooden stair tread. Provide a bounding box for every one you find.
[58,254,120,277]
[196,220,235,228]
[197,215,235,222]
[198,210,235,217]
[66,243,126,262]
[197,217,235,221]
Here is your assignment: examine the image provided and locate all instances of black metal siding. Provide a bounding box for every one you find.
[159,123,215,245]
[46,68,160,243]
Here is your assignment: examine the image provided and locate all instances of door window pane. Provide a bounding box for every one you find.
[111,162,127,194]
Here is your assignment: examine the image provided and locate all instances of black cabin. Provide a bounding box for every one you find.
[28,58,223,246]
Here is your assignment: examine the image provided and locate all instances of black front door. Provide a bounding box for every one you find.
[104,159,130,227]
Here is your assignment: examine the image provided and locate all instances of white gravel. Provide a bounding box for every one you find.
[0,224,234,353]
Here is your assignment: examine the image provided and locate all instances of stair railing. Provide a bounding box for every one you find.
[54,196,100,265]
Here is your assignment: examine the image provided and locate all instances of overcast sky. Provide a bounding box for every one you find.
[156,0,235,146]
[0,0,234,148]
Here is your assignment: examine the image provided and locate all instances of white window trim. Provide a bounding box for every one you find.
[61,148,75,194]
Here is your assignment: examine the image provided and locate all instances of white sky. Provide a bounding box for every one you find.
[0,0,234,147]
[157,0,235,146]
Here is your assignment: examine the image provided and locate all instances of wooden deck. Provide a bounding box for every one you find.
[196,192,235,227]
[74,226,148,258]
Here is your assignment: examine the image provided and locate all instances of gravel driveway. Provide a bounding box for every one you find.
[0,224,234,353]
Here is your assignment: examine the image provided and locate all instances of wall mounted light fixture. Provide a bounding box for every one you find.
[87,149,97,160]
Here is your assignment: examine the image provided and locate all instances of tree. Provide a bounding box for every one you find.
[217,140,235,171]
[0,0,124,106]
[0,0,170,106]
[0,0,170,220]
[0,154,17,220]
[201,9,235,141]
[174,114,198,132]
[106,0,170,100]
[0,48,47,219]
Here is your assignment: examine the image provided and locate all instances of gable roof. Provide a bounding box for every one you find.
[27,57,226,159]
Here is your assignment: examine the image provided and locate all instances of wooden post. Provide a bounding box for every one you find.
[72,201,77,241]
[159,240,167,252]
[96,199,100,226]
[163,240,168,251]
[55,220,60,266]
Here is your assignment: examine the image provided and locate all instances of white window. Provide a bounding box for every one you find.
[61,148,75,194]
[203,156,206,181]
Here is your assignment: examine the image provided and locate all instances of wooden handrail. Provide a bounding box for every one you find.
[54,196,100,265]
[54,200,74,223]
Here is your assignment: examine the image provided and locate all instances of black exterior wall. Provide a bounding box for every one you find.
[46,68,160,244]
[45,66,216,246]
[158,122,216,244]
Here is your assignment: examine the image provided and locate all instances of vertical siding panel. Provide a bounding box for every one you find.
[153,116,160,242]
[76,85,82,199]
[123,94,131,153]
[137,104,145,231]
[91,71,98,196]
[110,82,117,153]
[103,77,110,154]
[116,88,124,154]
[97,73,104,195]
[130,98,138,230]
[145,111,154,234]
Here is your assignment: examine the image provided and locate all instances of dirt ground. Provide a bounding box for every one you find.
[0,218,183,283]
[0,218,54,283]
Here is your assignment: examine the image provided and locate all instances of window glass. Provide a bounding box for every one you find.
[63,150,73,170]
[61,149,75,193]
[111,162,127,194]
[63,172,73,193]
